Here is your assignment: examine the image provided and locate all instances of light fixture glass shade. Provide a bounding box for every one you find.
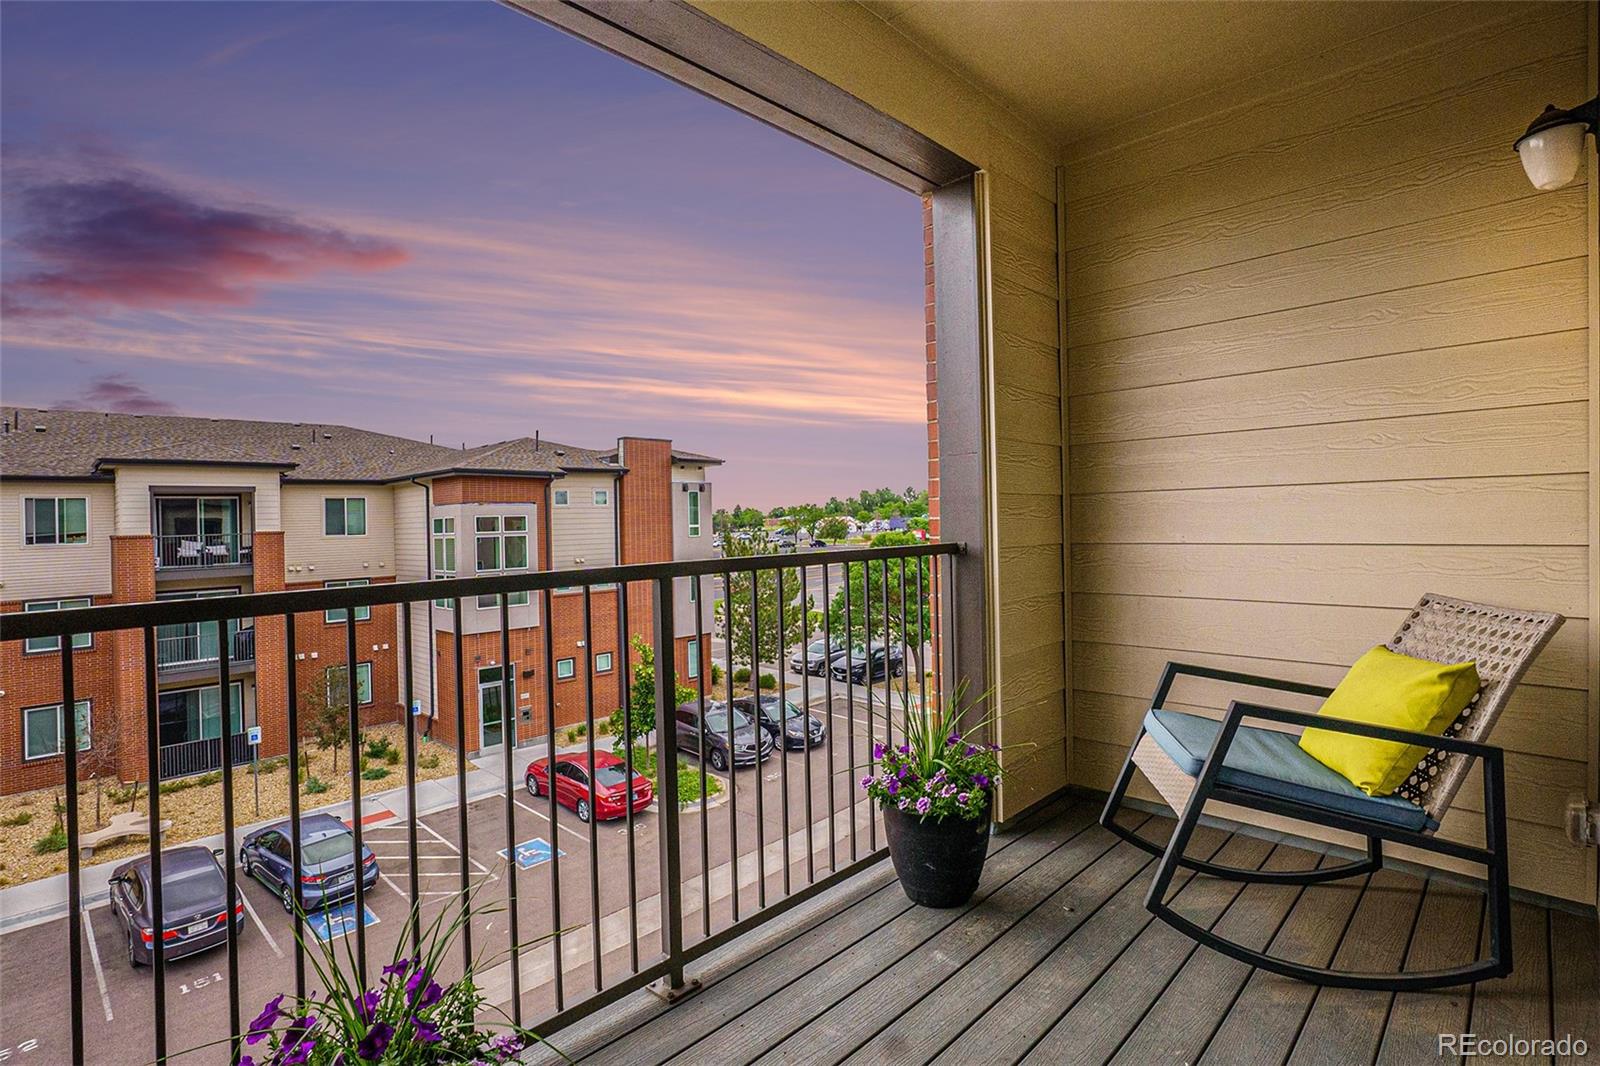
[1516,121,1586,190]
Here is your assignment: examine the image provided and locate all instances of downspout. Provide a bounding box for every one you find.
[411,477,436,739]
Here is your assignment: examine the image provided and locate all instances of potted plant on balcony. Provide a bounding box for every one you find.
[861,686,1001,908]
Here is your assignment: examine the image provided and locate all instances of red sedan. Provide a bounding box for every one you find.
[525,750,654,823]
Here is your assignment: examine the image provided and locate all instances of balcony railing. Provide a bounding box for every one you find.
[160,731,254,780]
[155,625,256,672]
[154,532,252,570]
[0,542,961,1064]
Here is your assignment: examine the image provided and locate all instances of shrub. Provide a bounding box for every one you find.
[361,766,390,782]
[732,666,752,684]
[33,826,67,854]
[418,751,440,770]
[710,663,724,687]
[364,735,395,761]
[758,673,777,690]
[384,748,401,766]
[304,775,330,794]
[1,810,33,828]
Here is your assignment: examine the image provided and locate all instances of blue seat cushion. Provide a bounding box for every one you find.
[1143,708,1435,832]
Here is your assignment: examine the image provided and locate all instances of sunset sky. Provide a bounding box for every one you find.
[0,1,926,508]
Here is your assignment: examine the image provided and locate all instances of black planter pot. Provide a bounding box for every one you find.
[881,801,991,908]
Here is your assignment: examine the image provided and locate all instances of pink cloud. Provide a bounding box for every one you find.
[2,166,407,318]
[59,372,178,414]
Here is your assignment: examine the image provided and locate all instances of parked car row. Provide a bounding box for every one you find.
[526,750,653,823]
[790,639,906,683]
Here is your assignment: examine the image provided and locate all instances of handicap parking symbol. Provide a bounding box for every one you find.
[497,836,563,870]
[306,900,381,942]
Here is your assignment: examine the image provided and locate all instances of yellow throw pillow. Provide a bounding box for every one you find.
[1299,646,1479,797]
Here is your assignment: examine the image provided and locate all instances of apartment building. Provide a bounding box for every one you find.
[0,409,718,796]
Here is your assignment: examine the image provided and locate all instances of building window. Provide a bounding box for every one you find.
[475,514,529,573]
[689,579,697,603]
[432,517,455,576]
[323,497,367,536]
[324,579,371,624]
[23,598,93,654]
[555,657,576,680]
[687,638,700,679]
[553,490,569,506]
[594,652,613,674]
[23,699,91,761]
[592,490,608,506]
[687,490,701,537]
[325,662,374,706]
[476,590,530,610]
[24,497,88,545]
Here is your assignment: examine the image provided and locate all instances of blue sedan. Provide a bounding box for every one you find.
[239,813,379,914]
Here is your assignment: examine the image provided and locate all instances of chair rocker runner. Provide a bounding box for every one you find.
[1100,593,1563,991]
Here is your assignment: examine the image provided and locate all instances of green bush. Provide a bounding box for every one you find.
[619,745,723,808]
[384,748,401,766]
[418,751,440,770]
[732,666,751,684]
[304,775,330,794]
[33,825,67,854]
[363,735,395,761]
[361,766,390,782]
[758,673,777,690]
[710,663,724,687]
[1,810,34,828]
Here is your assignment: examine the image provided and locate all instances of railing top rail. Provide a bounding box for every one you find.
[2,541,961,641]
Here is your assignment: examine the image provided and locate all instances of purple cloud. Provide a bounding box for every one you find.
[61,373,179,414]
[2,165,407,318]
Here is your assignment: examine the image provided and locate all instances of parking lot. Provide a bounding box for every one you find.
[0,688,895,1065]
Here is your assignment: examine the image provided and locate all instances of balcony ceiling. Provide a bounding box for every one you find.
[858,0,1451,147]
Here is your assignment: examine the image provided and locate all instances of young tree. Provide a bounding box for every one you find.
[827,531,933,685]
[83,711,122,828]
[816,516,850,544]
[606,635,696,750]
[715,534,812,671]
[299,667,350,777]
[787,503,825,540]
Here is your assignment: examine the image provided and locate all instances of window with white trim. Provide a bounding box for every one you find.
[553,490,569,506]
[324,579,371,624]
[432,517,455,576]
[592,489,608,506]
[23,699,91,761]
[325,662,373,706]
[23,598,93,654]
[24,497,88,545]
[555,657,576,680]
[323,497,367,536]
[594,651,613,674]
[475,514,529,573]
[687,490,701,537]
[476,590,530,610]
[687,638,700,679]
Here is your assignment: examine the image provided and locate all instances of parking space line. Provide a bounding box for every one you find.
[511,798,590,843]
[240,892,284,959]
[417,819,489,873]
[81,910,113,1022]
[377,873,410,900]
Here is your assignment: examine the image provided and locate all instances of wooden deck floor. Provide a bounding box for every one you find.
[529,797,1598,1065]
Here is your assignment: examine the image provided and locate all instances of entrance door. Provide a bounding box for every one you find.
[477,664,512,750]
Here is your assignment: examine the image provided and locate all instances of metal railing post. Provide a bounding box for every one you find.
[650,575,693,998]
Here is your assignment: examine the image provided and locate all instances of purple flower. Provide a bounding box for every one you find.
[989,742,1001,752]
[356,1021,395,1060]
[241,1058,255,1066]
[405,968,443,1010]
[897,797,910,810]
[245,994,285,1045]
[859,775,874,791]
[897,743,911,755]
[415,1019,442,1044]
[382,956,415,979]
[947,732,962,746]
[973,773,990,789]
[930,768,947,783]
[957,792,970,805]
[280,1036,316,1066]
[357,989,381,1022]
[915,797,932,815]
[896,766,911,781]
[964,744,979,757]
[886,778,899,796]
[490,1032,527,1059]
[939,784,956,798]
[872,742,886,759]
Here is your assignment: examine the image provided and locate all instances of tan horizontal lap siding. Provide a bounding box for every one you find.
[0,480,115,602]
[1062,2,1596,902]
[280,483,396,584]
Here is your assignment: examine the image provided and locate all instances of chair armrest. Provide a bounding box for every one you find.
[1153,661,1334,710]
[1221,701,1501,759]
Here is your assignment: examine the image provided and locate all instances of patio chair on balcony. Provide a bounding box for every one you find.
[1100,593,1563,991]
[177,539,203,564]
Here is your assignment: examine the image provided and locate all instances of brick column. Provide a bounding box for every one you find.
[616,437,674,647]
[110,535,156,782]
[251,531,288,757]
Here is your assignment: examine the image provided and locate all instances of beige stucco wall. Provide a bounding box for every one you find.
[1059,2,1597,903]
[550,472,618,573]
[110,464,282,535]
[0,480,117,602]
[281,483,396,584]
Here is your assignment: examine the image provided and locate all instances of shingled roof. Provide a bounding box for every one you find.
[0,409,716,482]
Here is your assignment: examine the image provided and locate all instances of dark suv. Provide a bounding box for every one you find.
[790,638,845,676]
[733,695,826,749]
[676,701,773,771]
[109,846,242,967]
[828,642,905,684]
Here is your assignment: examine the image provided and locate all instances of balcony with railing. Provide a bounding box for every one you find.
[154,624,256,676]
[153,531,253,571]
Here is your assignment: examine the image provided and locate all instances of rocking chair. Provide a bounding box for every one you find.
[1100,593,1563,991]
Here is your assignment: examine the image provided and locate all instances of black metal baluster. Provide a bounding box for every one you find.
[62,638,85,1065]
[582,587,601,993]
[499,595,522,1025]
[451,598,471,969]
[843,570,856,862]
[863,561,875,853]
[399,603,420,957]
[821,562,836,873]
[748,568,765,909]
[775,566,790,897]
[541,587,563,1011]
[883,559,893,748]
[915,559,927,735]
[651,575,687,992]
[723,571,738,923]
[142,629,167,1064]
[694,574,709,937]
[617,581,638,974]
[285,614,306,998]
[932,556,944,714]
[218,620,241,1061]
[799,564,813,884]
[345,614,367,990]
